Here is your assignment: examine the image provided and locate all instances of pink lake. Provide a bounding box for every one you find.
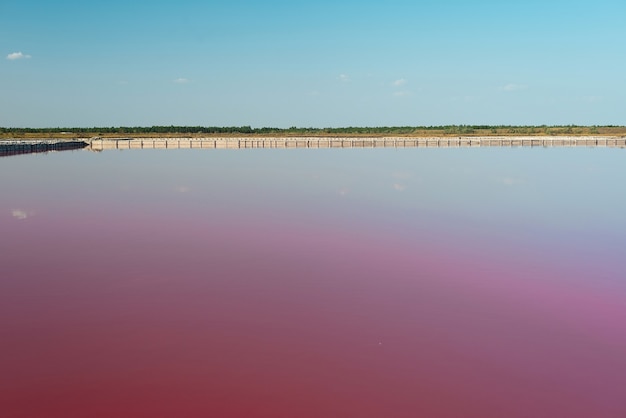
[1,148,625,417]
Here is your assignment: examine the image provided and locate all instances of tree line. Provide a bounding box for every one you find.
[2,125,625,137]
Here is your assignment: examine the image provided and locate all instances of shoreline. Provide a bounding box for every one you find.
[3,136,626,154]
[87,136,626,150]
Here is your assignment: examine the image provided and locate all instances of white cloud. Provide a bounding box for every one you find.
[393,91,411,97]
[392,183,406,191]
[338,74,350,82]
[7,52,31,60]
[173,78,189,84]
[392,78,407,87]
[501,83,528,92]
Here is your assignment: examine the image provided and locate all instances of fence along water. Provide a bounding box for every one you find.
[87,136,626,151]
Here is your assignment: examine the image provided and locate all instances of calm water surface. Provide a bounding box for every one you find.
[1,148,625,417]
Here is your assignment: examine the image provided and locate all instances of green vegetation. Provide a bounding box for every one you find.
[1,125,625,139]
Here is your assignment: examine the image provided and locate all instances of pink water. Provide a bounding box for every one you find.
[1,149,625,417]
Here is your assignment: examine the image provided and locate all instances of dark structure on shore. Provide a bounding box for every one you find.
[0,140,88,157]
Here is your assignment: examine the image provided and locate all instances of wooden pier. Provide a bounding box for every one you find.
[0,140,88,157]
[87,136,626,151]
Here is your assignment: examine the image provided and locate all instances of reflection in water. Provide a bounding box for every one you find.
[87,136,626,151]
[11,209,33,220]
[0,140,87,157]
[1,148,625,418]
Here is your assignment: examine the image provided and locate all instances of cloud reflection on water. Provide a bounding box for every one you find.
[11,209,33,220]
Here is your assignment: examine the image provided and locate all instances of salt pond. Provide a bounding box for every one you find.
[1,147,625,417]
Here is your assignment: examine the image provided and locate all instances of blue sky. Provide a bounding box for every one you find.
[2,0,625,128]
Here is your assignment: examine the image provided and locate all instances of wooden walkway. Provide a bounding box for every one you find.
[88,136,626,151]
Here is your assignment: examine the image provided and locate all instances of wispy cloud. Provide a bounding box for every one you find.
[501,83,528,92]
[338,74,350,82]
[7,52,31,60]
[391,78,411,97]
[392,183,406,191]
[582,95,603,103]
[173,78,190,84]
[451,95,478,102]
